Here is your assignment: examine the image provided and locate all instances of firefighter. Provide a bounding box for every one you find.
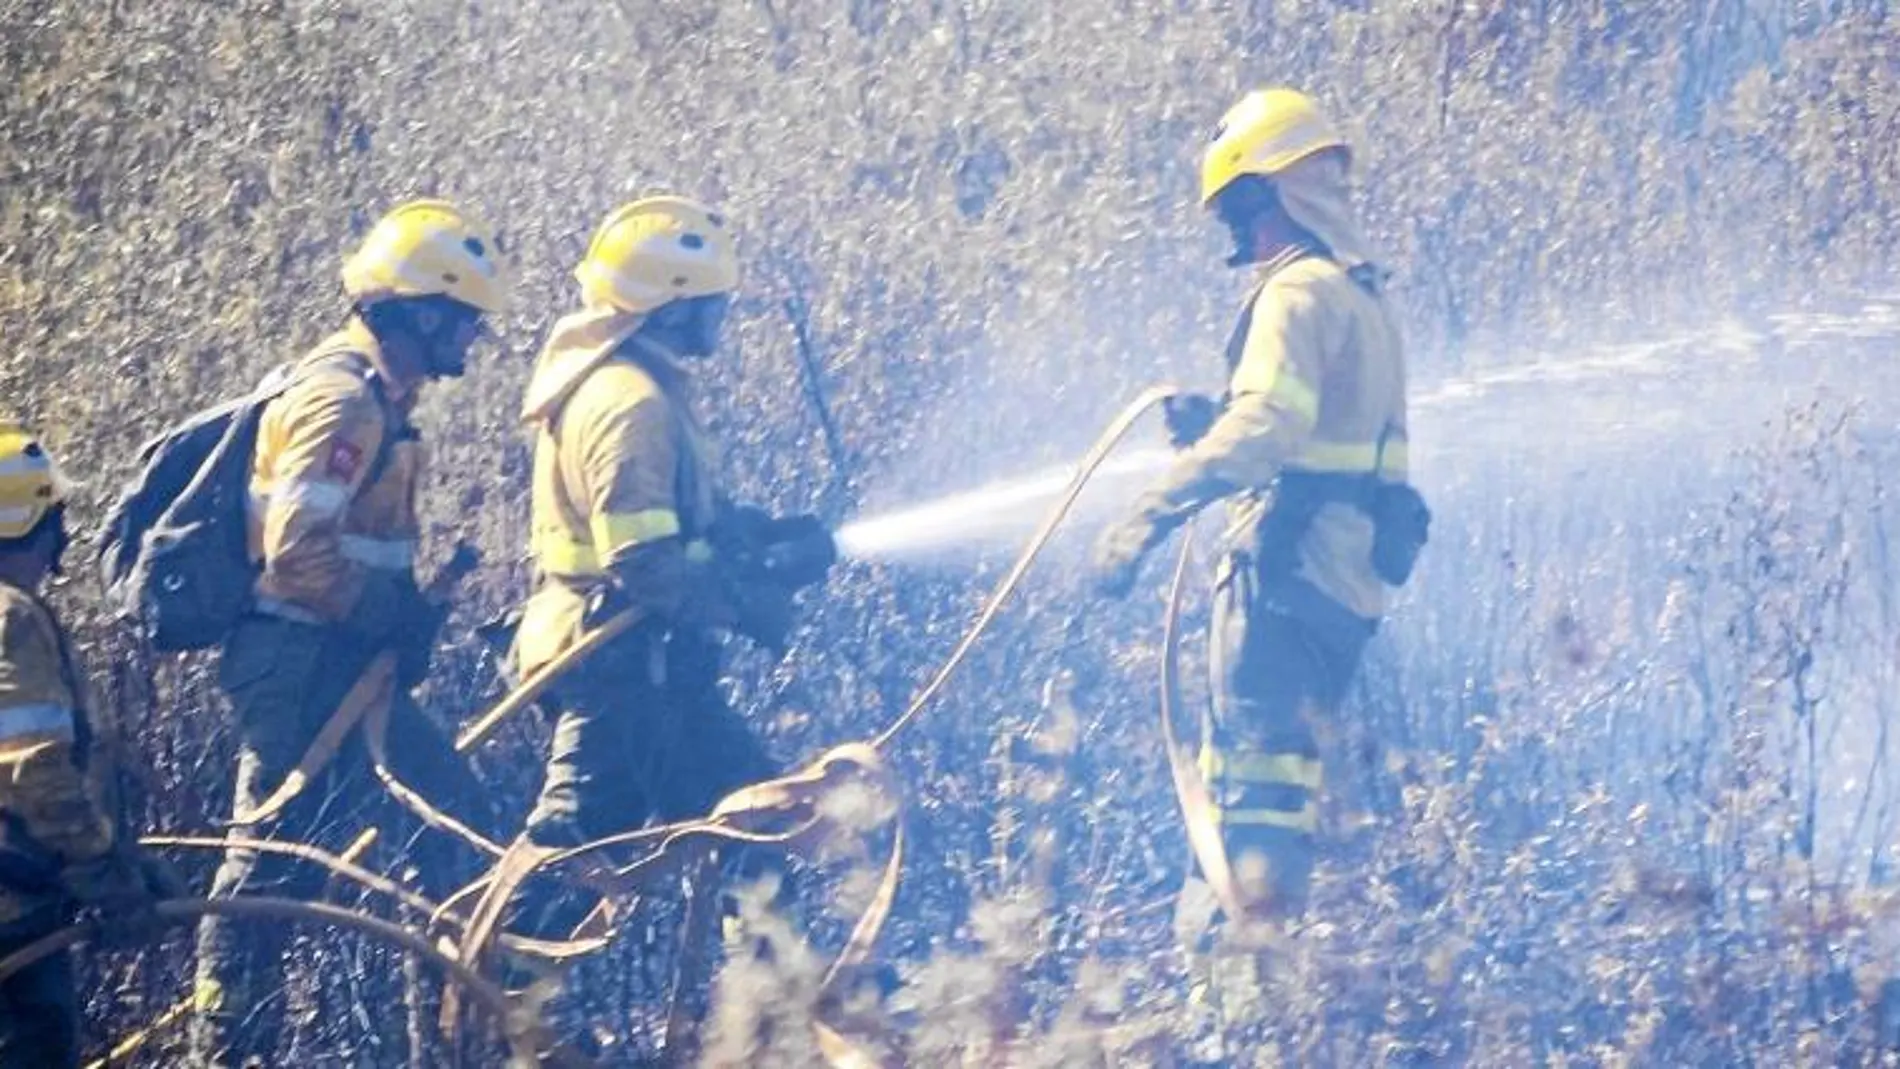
[0,425,179,1068]
[1093,88,1421,923]
[188,200,510,1062]
[510,196,833,932]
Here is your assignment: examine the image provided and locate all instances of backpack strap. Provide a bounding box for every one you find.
[266,347,405,489]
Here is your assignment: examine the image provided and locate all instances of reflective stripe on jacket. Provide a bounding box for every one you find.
[1195,252,1408,619]
[516,338,720,675]
[0,580,115,924]
[246,323,421,622]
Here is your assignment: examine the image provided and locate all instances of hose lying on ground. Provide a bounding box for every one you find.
[144,834,556,957]
[441,743,905,1065]
[444,384,1183,1064]
[1158,539,1257,928]
[80,834,595,1068]
[87,386,1183,1067]
[0,896,580,1068]
[146,834,442,916]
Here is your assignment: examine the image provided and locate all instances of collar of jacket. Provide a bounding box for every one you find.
[1232,242,1326,303]
[623,335,695,394]
[1254,242,1324,281]
[334,319,418,411]
[519,304,650,425]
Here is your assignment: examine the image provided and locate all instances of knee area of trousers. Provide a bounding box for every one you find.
[1218,687,1315,739]
[1227,835,1316,911]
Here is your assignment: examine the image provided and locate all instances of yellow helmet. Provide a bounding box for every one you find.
[342,199,509,315]
[1200,88,1350,206]
[0,423,70,541]
[575,196,740,315]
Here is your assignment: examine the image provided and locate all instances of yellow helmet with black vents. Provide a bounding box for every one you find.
[575,196,740,315]
[1200,88,1349,206]
[342,199,509,314]
[0,423,70,541]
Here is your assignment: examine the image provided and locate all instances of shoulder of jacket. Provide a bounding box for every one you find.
[569,359,668,422]
[1260,255,1350,296]
[278,347,387,423]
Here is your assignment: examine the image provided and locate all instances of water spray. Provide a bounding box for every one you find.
[835,445,1173,561]
[832,311,1895,563]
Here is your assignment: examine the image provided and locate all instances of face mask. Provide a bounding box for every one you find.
[681,294,732,357]
[400,300,486,379]
[651,294,731,358]
[1211,177,1280,268]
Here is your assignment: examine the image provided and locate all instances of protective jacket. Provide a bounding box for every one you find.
[245,322,423,626]
[514,308,729,677]
[1136,248,1407,620]
[0,580,117,927]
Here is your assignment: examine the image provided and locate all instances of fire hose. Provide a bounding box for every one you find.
[67,383,1189,1066]
[440,384,1183,1062]
[0,896,569,1067]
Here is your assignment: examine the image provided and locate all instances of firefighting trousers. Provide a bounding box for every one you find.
[517,623,780,936]
[1204,551,1375,917]
[0,909,77,1068]
[188,616,497,1065]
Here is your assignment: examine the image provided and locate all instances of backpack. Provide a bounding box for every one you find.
[97,351,391,651]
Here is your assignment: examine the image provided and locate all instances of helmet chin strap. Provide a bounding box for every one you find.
[1224,232,1261,269]
[1212,176,1281,268]
[44,508,69,579]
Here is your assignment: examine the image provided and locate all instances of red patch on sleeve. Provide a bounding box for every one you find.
[326,440,364,480]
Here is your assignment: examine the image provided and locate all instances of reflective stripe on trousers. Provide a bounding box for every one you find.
[1199,746,1322,832]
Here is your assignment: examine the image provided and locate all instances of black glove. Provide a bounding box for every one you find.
[1163,393,1219,450]
[729,580,798,654]
[759,514,838,591]
[712,503,776,566]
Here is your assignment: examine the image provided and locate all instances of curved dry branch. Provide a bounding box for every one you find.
[0,896,575,1066]
[440,386,1181,1066]
[143,834,445,918]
